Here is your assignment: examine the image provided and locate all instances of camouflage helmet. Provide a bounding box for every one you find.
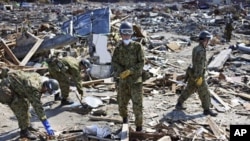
[42,78,60,95]
[199,30,212,41]
[119,21,133,35]
[80,59,91,69]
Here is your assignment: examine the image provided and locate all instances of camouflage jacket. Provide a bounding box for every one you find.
[7,71,47,121]
[225,23,234,32]
[192,44,207,79]
[112,41,145,83]
[48,56,83,94]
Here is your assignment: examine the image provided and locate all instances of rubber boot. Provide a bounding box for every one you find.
[20,129,37,140]
[175,102,186,110]
[54,93,62,101]
[61,98,74,105]
[203,109,218,117]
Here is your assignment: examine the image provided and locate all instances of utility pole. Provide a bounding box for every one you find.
[70,0,73,36]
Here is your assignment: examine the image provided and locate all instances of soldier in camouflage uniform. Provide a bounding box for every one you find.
[175,31,217,117]
[0,70,59,140]
[224,14,234,42]
[112,21,145,131]
[47,56,85,105]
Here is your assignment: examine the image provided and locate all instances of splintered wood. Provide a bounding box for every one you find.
[0,39,20,65]
[207,117,226,140]
[171,72,177,93]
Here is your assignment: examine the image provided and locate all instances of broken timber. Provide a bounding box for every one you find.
[20,32,44,66]
[157,136,172,141]
[211,98,226,112]
[209,89,231,111]
[130,131,165,141]
[207,49,232,71]
[11,34,78,59]
[229,92,250,101]
[0,39,20,65]
[82,79,105,86]
[88,116,122,123]
[171,72,177,93]
[207,117,226,139]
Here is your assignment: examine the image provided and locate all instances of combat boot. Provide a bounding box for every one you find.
[175,102,186,110]
[61,98,74,105]
[123,117,128,123]
[136,126,142,132]
[20,129,37,140]
[203,109,218,117]
[54,93,62,101]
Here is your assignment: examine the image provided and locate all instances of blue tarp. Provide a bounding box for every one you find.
[61,7,110,36]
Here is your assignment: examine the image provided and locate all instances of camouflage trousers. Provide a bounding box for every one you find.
[225,30,232,42]
[54,77,70,99]
[117,81,143,127]
[177,78,211,110]
[0,80,30,130]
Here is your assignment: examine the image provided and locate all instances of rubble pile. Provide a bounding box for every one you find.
[0,1,250,141]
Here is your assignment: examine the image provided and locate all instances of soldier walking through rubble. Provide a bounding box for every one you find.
[224,14,234,42]
[47,56,89,105]
[175,31,217,117]
[0,69,59,140]
[112,21,145,131]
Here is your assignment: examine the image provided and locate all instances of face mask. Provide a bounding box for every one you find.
[123,39,131,45]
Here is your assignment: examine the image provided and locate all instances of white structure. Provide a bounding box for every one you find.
[92,34,112,64]
[0,4,13,10]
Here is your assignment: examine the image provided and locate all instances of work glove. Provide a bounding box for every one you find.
[195,77,203,86]
[42,119,54,136]
[119,70,132,79]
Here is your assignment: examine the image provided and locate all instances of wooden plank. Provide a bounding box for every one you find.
[229,91,250,101]
[171,72,177,93]
[0,39,20,65]
[210,98,226,112]
[88,116,122,123]
[207,49,232,71]
[166,42,180,52]
[82,79,105,86]
[121,123,129,141]
[207,117,225,139]
[20,38,44,66]
[130,131,164,141]
[110,15,130,25]
[157,136,172,141]
[6,41,16,47]
[164,62,182,69]
[209,89,231,111]
[144,77,157,84]
[12,34,78,59]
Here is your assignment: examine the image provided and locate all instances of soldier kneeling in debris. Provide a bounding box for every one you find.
[47,55,91,105]
[0,68,59,140]
[175,31,217,117]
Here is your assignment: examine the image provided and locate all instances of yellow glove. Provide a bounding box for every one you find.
[120,70,132,79]
[195,77,203,86]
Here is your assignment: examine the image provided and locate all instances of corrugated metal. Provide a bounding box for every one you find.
[61,7,110,36]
